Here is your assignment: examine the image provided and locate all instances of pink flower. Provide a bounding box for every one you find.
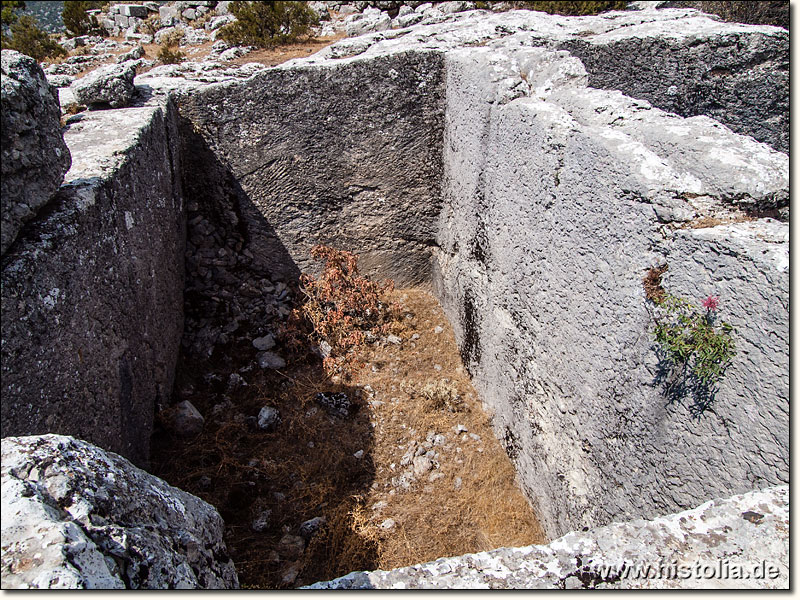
[702,295,719,311]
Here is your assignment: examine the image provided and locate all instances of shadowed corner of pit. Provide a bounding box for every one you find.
[146,122,380,586]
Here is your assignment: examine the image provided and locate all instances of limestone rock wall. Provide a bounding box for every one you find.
[308,485,789,589]
[0,101,184,466]
[1,50,72,256]
[559,25,789,152]
[175,51,445,286]
[433,47,788,539]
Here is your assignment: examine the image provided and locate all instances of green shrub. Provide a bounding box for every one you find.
[218,1,318,49]
[1,7,66,61]
[62,1,101,36]
[1,0,26,27]
[651,293,735,387]
[504,1,629,15]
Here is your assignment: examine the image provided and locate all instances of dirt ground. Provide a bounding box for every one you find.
[150,288,546,589]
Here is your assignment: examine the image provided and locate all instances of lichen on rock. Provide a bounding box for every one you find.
[1,435,238,589]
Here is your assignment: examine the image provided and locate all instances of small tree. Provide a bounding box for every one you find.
[218,1,318,49]
[62,1,101,36]
[1,6,66,61]
[1,0,26,27]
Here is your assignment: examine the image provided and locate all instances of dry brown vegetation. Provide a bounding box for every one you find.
[680,213,755,230]
[225,34,343,67]
[151,285,545,589]
[643,263,668,304]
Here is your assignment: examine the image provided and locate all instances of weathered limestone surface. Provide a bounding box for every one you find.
[1,50,71,256]
[432,46,787,539]
[557,20,789,152]
[308,485,788,589]
[0,101,184,466]
[70,60,137,108]
[170,51,445,286]
[306,7,788,152]
[1,435,238,589]
[0,9,788,588]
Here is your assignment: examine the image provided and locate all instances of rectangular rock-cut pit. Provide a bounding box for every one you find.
[1,9,789,551]
[173,44,787,542]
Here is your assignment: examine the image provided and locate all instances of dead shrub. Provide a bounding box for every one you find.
[157,42,184,64]
[283,245,401,380]
[643,263,668,304]
[139,14,161,37]
[419,379,466,413]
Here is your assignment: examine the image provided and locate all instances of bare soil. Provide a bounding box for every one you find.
[150,288,545,589]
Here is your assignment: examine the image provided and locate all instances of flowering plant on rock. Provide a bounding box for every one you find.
[651,293,736,387]
[644,265,736,398]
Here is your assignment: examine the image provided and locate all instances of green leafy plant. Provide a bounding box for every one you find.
[218,1,318,49]
[652,293,735,386]
[283,245,401,379]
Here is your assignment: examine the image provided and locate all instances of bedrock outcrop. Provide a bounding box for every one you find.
[308,485,788,589]
[134,5,787,539]
[307,6,788,151]
[169,50,446,286]
[1,435,238,589]
[0,100,184,466]
[0,50,71,256]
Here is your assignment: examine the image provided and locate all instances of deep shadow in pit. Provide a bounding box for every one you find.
[149,121,379,588]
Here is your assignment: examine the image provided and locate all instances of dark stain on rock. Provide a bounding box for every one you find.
[502,426,520,461]
[742,510,764,524]
[460,289,481,372]
[470,219,489,266]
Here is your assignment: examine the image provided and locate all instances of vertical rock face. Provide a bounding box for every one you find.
[0,50,72,256]
[434,46,788,539]
[0,102,185,466]
[1,435,238,589]
[175,50,445,286]
[0,10,789,587]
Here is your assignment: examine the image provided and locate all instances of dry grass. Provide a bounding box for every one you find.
[681,214,755,229]
[351,289,545,569]
[225,34,344,67]
[151,287,545,588]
